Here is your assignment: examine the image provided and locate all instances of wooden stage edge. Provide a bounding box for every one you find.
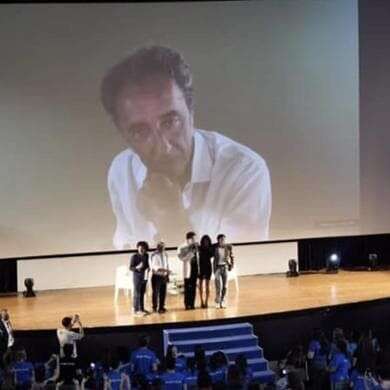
[3,270,390,332]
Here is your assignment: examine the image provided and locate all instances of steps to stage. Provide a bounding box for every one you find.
[163,322,275,384]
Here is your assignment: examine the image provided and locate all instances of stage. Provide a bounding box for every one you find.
[3,270,390,331]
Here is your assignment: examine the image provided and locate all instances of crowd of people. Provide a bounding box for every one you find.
[0,311,258,390]
[129,232,234,317]
[274,327,387,390]
[0,307,390,389]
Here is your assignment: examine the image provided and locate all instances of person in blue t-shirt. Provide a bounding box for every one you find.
[307,329,330,390]
[328,339,351,390]
[11,349,35,389]
[183,357,198,389]
[160,356,186,389]
[104,358,130,390]
[165,345,186,373]
[130,335,159,385]
[116,346,132,381]
[209,351,228,384]
[350,362,383,390]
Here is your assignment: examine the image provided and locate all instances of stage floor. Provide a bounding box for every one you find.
[4,270,390,331]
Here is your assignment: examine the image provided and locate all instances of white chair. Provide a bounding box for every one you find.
[227,266,239,292]
[114,265,133,302]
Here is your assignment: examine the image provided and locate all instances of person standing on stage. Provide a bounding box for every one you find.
[198,235,214,309]
[213,234,234,309]
[130,241,150,317]
[150,241,170,314]
[178,232,199,310]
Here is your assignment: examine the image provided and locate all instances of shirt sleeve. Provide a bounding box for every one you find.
[177,244,192,262]
[129,255,137,272]
[218,156,271,242]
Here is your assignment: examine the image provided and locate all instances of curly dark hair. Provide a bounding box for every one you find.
[101,45,194,118]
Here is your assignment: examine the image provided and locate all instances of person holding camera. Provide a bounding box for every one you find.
[213,234,234,309]
[0,309,14,368]
[57,314,84,358]
[178,232,199,310]
[150,241,170,314]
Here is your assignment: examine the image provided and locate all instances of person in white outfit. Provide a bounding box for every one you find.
[177,232,199,310]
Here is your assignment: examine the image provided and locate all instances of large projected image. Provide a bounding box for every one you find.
[102,46,271,248]
[0,1,361,257]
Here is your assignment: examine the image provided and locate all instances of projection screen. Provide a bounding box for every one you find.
[0,1,365,258]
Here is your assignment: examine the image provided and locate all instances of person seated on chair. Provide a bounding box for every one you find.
[130,335,159,385]
[212,234,234,309]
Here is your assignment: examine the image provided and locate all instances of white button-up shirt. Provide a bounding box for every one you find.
[57,328,83,358]
[150,251,169,274]
[108,129,271,248]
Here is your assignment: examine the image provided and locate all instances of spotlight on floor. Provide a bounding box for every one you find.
[23,278,36,298]
[286,259,299,277]
[326,253,340,274]
[368,253,378,271]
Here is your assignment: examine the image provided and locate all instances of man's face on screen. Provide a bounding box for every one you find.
[114,78,194,179]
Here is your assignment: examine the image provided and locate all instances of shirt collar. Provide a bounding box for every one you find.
[131,129,213,189]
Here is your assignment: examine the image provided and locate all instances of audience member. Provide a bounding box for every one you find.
[328,339,351,390]
[57,315,84,359]
[130,335,159,385]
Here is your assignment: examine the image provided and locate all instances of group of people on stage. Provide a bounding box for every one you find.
[129,232,234,317]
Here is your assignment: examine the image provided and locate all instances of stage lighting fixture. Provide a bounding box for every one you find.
[327,253,340,273]
[368,253,378,271]
[286,259,299,277]
[23,278,36,298]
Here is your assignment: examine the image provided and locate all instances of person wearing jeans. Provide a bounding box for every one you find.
[130,241,150,317]
[213,234,234,309]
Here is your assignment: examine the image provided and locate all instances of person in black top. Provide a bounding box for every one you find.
[56,344,80,388]
[198,235,214,308]
[178,232,199,310]
[129,241,150,317]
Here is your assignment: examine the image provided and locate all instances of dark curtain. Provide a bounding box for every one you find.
[298,234,390,271]
[0,260,17,294]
